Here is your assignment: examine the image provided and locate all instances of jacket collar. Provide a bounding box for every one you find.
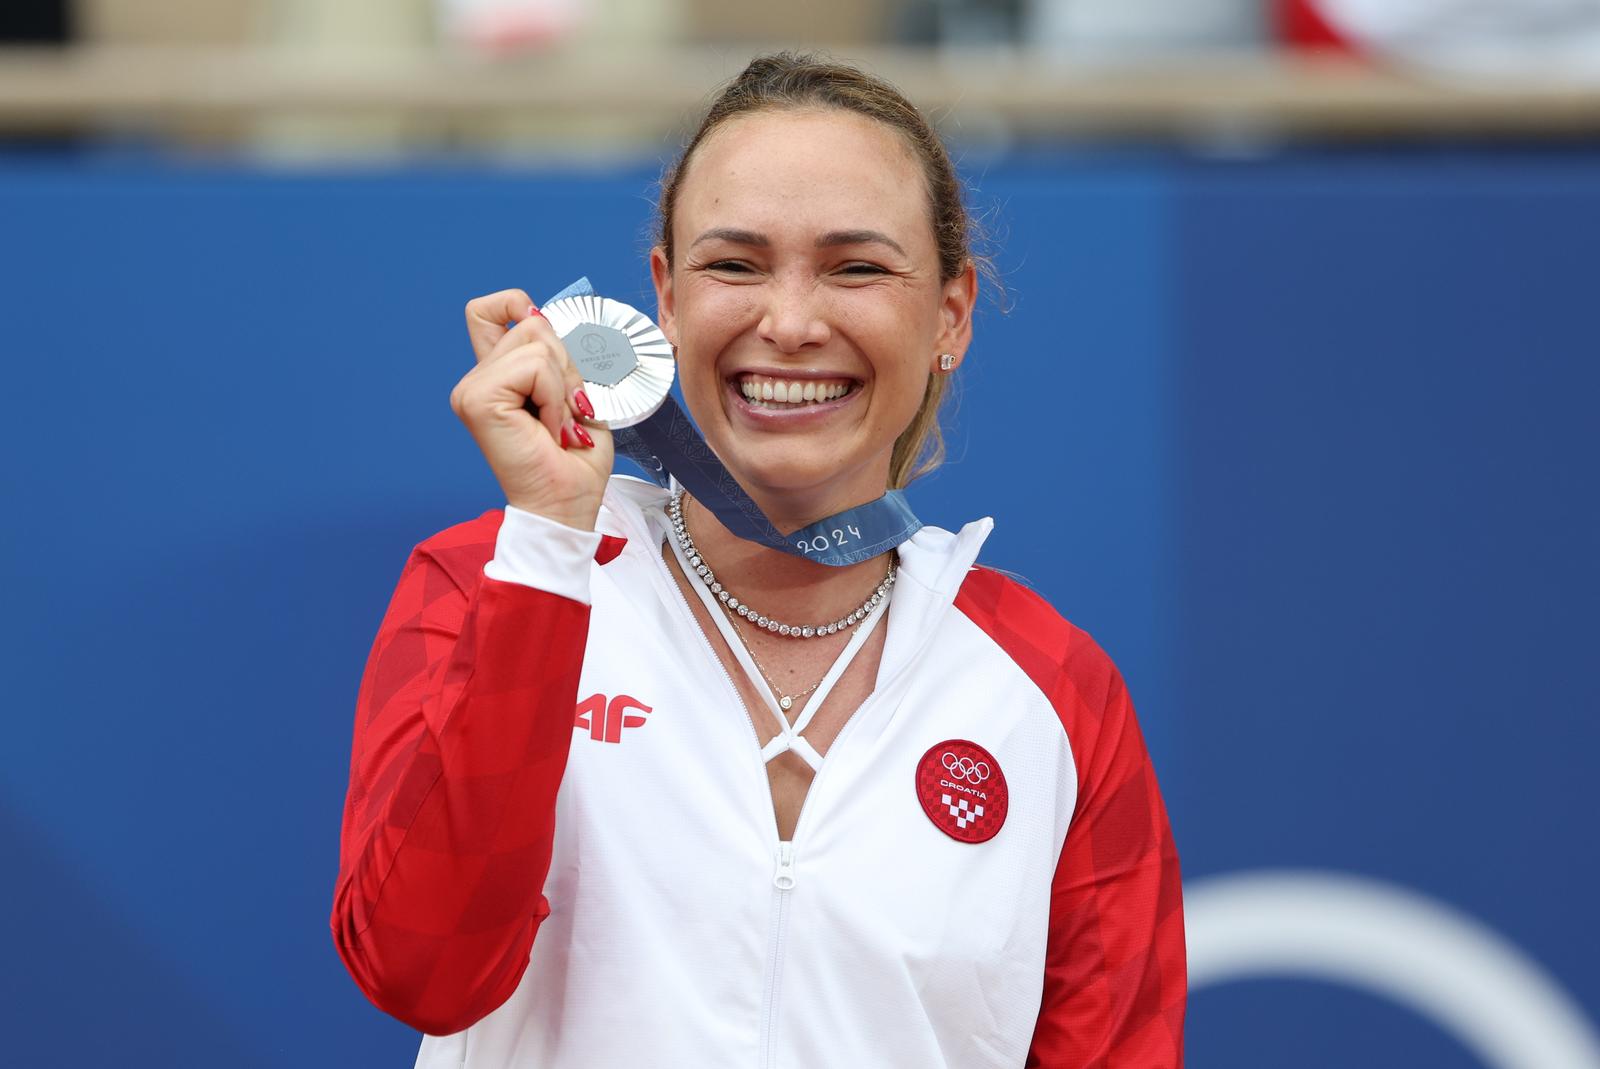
[600,476,992,675]
[600,475,992,591]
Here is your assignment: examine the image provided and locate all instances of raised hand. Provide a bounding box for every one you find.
[451,289,614,531]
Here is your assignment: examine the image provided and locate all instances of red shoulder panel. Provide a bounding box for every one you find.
[956,566,1187,1068]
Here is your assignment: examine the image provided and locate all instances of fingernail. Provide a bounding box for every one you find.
[573,388,596,420]
[527,303,543,320]
[573,424,595,449]
[560,422,575,448]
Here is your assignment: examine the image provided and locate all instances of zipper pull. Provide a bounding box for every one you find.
[773,841,797,891]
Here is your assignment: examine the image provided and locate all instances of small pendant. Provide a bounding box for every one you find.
[780,695,794,711]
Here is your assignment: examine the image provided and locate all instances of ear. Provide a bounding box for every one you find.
[932,260,978,372]
[650,245,679,347]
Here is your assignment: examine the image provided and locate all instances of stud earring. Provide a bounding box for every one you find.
[938,353,956,372]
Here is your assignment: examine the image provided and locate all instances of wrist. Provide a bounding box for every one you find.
[505,498,600,532]
[486,504,606,602]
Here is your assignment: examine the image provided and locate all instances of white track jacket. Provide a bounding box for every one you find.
[333,477,1186,1067]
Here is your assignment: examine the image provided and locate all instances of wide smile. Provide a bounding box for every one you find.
[727,371,861,420]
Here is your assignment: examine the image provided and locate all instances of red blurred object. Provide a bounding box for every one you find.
[1277,0,1358,54]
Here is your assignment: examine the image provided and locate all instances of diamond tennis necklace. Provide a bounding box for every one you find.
[668,489,896,641]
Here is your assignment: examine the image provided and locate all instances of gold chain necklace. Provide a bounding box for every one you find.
[723,611,827,713]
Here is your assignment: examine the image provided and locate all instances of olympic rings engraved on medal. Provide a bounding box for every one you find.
[795,524,864,555]
[942,752,991,784]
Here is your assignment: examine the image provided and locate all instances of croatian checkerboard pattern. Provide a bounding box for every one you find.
[942,794,985,829]
[915,737,1009,843]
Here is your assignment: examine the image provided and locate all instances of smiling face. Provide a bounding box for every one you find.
[652,107,975,523]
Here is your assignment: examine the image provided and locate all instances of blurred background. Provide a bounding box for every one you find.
[3,0,1598,1066]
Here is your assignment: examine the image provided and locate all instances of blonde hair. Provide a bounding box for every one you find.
[658,52,981,488]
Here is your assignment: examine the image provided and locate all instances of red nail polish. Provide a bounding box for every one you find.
[559,422,575,448]
[574,424,595,449]
[573,389,596,420]
[527,303,543,320]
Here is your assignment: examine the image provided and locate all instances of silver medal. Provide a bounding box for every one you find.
[541,293,674,429]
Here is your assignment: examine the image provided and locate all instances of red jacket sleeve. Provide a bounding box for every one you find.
[956,568,1186,1067]
[330,516,589,1036]
[1026,666,1186,1067]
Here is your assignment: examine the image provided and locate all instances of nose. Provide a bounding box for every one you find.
[756,278,830,353]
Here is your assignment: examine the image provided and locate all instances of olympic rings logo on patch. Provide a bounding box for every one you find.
[942,752,990,784]
[918,740,1009,843]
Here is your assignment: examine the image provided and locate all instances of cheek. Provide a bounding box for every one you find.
[681,279,758,333]
[675,298,742,394]
[885,371,931,429]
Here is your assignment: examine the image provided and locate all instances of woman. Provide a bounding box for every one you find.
[333,53,1185,1067]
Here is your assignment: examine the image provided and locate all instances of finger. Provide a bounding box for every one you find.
[557,350,592,422]
[464,289,536,365]
[544,338,598,436]
[479,308,597,427]
[483,303,560,367]
[516,329,586,438]
[492,340,576,445]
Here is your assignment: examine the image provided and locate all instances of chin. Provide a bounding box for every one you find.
[722,440,890,509]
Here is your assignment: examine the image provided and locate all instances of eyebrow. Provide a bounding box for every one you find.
[689,226,907,257]
[817,229,907,257]
[690,227,768,248]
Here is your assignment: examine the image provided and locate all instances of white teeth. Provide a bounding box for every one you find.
[736,377,853,408]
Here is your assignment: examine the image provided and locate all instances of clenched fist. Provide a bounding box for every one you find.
[451,289,614,531]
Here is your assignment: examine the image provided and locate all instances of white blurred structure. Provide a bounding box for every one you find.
[7,0,1600,153]
[1025,0,1262,57]
[1188,872,1600,1069]
[1310,0,1600,82]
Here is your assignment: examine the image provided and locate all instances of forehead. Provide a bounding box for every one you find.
[674,108,932,252]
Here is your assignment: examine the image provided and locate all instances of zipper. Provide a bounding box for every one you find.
[762,841,797,1067]
[657,537,821,1065]
[772,840,797,890]
[658,562,797,1064]
[653,529,939,1065]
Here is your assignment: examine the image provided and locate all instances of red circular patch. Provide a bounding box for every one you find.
[915,739,1008,843]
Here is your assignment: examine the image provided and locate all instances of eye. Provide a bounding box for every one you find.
[706,260,754,273]
[839,262,888,276]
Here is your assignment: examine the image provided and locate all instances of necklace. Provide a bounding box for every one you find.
[669,489,896,641]
[725,613,826,713]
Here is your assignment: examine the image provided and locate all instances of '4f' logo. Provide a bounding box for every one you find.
[574,694,652,743]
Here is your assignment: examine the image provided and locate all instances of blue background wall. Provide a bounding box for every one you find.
[1,148,1595,1066]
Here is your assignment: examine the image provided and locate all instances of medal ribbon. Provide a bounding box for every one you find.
[547,278,923,567]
